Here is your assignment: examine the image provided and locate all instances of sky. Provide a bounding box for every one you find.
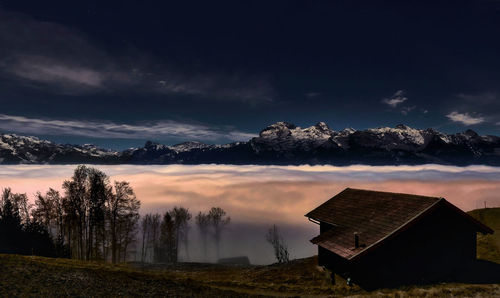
[1,1,500,149]
[1,164,500,263]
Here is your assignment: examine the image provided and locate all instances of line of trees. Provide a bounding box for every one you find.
[1,165,234,265]
[0,165,141,263]
[0,188,55,256]
[1,165,292,265]
[140,206,231,263]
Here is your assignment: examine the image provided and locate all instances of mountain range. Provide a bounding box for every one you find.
[1,122,500,166]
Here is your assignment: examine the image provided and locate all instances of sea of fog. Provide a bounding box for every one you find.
[1,164,500,264]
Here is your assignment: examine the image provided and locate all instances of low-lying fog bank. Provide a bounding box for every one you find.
[1,164,499,264]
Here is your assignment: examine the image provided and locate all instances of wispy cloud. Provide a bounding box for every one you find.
[154,73,274,103]
[401,106,416,115]
[4,56,107,94]
[0,114,256,142]
[382,90,408,107]
[0,9,273,102]
[446,111,485,125]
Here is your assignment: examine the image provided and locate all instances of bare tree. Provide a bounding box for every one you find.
[149,213,161,262]
[12,192,30,226]
[87,168,109,261]
[158,211,176,262]
[195,211,210,261]
[171,206,191,261]
[32,191,55,230]
[266,224,289,263]
[107,181,140,263]
[208,207,230,260]
[140,214,151,263]
[61,165,111,261]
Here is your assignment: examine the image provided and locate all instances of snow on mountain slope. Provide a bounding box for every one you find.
[1,122,499,165]
[252,122,338,152]
[0,133,120,164]
[170,141,213,152]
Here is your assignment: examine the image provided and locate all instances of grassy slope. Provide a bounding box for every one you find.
[1,254,499,297]
[468,207,500,264]
[0,208,498,297]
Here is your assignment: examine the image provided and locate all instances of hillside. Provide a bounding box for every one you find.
[0,208,498,297]
[468,207,500,264]
[1,254,499,297]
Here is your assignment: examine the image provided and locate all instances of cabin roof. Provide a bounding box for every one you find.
[306,188,493,260]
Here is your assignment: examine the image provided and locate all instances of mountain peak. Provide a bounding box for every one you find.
[314,122,331,132]
[395,124,410,130]
[464,129,479,138]
[267,121,297,130]
[144,141,160,149]
[259,122,297,137]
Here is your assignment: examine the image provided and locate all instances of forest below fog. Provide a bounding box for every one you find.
[0,165,238,264]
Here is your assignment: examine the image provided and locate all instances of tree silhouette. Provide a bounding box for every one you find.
[171,206,191,261]
[195,211,210,260]
[0,188,55,257]
[266,224,289,263]
[208,207,230,260]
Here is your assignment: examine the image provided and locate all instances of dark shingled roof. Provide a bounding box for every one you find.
[306,188,493,260]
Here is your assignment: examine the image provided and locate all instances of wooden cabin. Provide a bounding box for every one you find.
[305,188,494,289]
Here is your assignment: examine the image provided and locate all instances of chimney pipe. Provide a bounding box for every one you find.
[354,232,359,248]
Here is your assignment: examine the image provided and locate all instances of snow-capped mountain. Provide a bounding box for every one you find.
[252,122,335,153]
[0,134,121,164]
[1,122,500,165]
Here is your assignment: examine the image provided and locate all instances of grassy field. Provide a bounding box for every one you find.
[0,208,498,297]
[1,254,499,297]
[469,207,500,264]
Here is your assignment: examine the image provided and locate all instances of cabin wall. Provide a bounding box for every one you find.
[350,204,478,288]
[317,204,479,289]
[318,222,335,268]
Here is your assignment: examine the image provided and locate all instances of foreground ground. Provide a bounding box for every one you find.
[1,208,499,297]
[0,254,499,297]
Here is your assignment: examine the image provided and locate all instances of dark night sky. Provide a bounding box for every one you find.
[1,0,500,149]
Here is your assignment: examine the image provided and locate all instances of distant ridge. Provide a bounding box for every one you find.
[1,122,499,165]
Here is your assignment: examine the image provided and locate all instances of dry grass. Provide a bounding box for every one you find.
[0,254,499,297]
[468,208,500,264]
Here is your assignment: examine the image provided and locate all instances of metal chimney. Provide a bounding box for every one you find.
[354,232,359,248]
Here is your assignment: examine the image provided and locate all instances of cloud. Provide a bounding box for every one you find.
[401,106,416,115]
[153,73,274,103]
[4,56,107,94]
[382,90,408,107]
[0,114,256,142]
[0,9,273,102]
[446,111,485,125]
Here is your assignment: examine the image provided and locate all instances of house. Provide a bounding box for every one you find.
[305,188,494,289]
